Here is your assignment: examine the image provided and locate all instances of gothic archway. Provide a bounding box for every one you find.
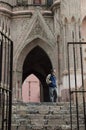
[22,45,52,102]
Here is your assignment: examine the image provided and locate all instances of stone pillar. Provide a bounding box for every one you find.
[67,23,74,71]
[16,71,22,101]
[53,3,60,38]
[40,83,44,102]
[63,24,67,71]
[13,70,22,102]
[16,80,22,101]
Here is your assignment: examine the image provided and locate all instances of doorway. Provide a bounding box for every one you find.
[22,45,52,102]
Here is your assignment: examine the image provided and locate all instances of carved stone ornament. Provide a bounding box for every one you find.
[29,17,48,40]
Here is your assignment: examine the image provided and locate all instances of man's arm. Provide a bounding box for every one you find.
[46,74,51,84]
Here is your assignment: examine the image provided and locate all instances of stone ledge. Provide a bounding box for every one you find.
[0,6,52,17]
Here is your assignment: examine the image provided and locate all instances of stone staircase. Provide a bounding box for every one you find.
[12,101,85,130]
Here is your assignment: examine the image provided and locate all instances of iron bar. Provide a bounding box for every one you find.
[68,41,86,130]
[67,44,73,130]
[68,42,86,44]
[3,36,7,89]
[0,40,3,83]
[7,40,10,90]
[79,28,86,129]
[6,38,10,130]
[0,40,3,107]
[1,34,4,85]
[0,31,12,42]
[79,43,86,130]
[0,86,11,92]
[2,90,5,130]
[72,31,80,129]
[71,90,86,93]
[73,41,79,130]
[0,30,13,130]
[8,41,13,130]
[6,91,9,130]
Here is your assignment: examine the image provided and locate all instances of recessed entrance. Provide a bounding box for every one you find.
[22,45,52,102]
[22,74,40,102]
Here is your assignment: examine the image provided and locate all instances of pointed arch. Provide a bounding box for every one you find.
[81,16,86,41]
[22,45,52,82]
[22,74,41,103]
[15,38,55,102]
[64,17,68,25]
[14,9,56,62]
[71,16,76,23]
[14,39,55,101]
[22,44,52,102]
[15,37,54,72]
[71,16,76,41]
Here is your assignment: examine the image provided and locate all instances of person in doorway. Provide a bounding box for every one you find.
[46,69,58,102]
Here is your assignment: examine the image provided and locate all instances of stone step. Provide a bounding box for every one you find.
[11,101,86,130]
[11,124,85,130]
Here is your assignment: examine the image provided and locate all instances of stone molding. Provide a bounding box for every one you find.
[14,9,56,53]
[25,10,56,44]
[0,6,52,17]
[51,0,60,11]
[62,69,85,76]
[13,9,56,70]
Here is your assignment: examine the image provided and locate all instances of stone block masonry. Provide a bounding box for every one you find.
[12,102,85,130]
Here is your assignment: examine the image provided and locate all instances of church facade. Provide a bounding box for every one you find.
[0,0,86,102]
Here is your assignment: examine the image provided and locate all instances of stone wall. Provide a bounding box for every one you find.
[12,101,85,130]
[0,0,85,102]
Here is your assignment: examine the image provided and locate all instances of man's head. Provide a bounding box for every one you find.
[51,68,56,75]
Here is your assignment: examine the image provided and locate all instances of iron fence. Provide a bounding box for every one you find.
[67,42,86,130]
[0,31,13,130]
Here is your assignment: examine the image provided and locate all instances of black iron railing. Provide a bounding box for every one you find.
[0,31,13,130]
[67,42,86,130]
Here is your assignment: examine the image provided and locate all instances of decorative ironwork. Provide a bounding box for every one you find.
[0,31,13,130]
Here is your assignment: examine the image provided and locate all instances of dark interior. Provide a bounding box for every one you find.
[22,45,52,102]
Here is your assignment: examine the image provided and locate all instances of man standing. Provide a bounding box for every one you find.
[46,69,58,102]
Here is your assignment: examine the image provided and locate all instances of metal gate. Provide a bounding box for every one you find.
[0,31,13,130]
[67,41,86,130]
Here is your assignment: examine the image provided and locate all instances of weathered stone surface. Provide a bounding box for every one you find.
[0,1,86,130]
[0,0,84,103]
[11,102,85,130]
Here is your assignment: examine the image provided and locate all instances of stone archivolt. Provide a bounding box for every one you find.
[14,9,56,61]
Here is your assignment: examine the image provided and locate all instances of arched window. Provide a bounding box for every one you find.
[33,0,41,4]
